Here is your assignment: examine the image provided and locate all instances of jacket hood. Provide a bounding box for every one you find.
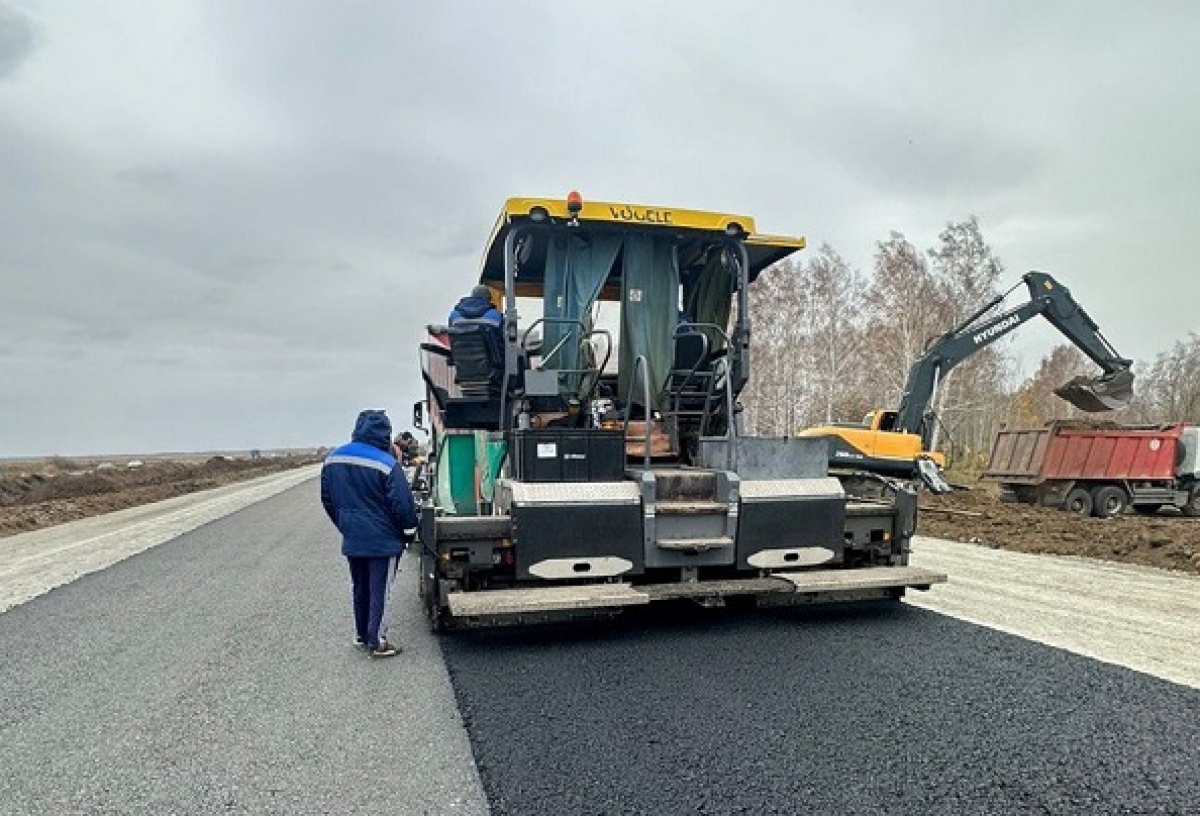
[351,410,393,451]
[454,295,498,320]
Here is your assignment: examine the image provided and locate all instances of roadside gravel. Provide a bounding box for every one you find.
[907,535,1200,689]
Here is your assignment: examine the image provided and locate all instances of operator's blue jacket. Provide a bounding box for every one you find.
[448,294,502,326]
[320,410,419,558]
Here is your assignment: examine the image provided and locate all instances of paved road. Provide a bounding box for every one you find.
[0,466,320,613]
[443,602,1200,816]
[0,480,486,815]
[4,476,1199,815]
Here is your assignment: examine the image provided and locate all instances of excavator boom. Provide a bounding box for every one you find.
[895,271,1133,447]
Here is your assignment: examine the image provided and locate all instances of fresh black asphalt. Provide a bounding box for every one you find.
[441,600,1200,816]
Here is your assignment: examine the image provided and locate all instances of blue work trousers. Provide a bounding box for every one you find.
[347,556,398,650]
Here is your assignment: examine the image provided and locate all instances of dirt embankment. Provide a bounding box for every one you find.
[0,454,321,538]
[919,484,1200,576]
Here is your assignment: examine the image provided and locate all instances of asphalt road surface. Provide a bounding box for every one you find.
[0,475,486,815]
[3,476,1198,815]
[444,603,1199,816]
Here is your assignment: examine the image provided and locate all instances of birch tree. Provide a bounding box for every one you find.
[1008,345,1097,425]
[861,232,950,410]
[925,216,1008,458]
[797,245,867,425]
[744,259,806,434]
[1136,333,1200,423]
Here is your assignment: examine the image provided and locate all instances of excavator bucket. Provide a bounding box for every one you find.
[1054,368,1135,413]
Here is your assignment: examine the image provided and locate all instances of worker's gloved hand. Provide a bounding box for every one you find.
[402,529,417,547]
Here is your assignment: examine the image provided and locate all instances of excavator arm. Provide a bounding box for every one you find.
[895,271,1134,448]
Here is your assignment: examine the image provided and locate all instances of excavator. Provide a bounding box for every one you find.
[798,271,1135,490]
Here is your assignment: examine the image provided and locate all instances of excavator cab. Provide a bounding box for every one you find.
[869,410,898,432]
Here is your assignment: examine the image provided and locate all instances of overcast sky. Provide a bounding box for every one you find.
[1,1,1196,456]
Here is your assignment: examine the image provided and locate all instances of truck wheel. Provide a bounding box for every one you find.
[1182,485,1200,518]
[1091,485,1128,518]
[1063,487,1093,516]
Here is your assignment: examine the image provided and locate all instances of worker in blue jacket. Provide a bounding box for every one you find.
[448,284,502,326]
[320,409,418,658]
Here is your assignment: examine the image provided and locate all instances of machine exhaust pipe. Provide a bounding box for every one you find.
[1054,368,1135,412]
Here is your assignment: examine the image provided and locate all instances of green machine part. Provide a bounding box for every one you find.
[435,430,507,515]
[476,431,507,508]
[436,431,478,515]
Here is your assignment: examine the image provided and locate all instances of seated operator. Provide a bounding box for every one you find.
[448,285,502,327]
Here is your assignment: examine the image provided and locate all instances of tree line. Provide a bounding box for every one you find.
[741,217,1200,468]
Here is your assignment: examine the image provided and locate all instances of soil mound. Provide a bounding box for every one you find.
[919,484,1200,575]
[0,455,320,538]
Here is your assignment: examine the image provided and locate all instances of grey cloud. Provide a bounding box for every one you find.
[1,1,1197,455]
[821,100,1048,199]
[0,4,36,81]
[64,325,131,344]
[115,166,181,191]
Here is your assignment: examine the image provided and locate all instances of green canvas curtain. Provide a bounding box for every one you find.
[619,234,679,410]
[542,234,622,394]
[683,248,734,352]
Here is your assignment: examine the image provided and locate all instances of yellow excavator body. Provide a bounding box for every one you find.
[797,410,946,478]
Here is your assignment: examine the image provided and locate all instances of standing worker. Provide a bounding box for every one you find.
[394,430,419,466]
[320,409,418,659]
[448,284,502,326]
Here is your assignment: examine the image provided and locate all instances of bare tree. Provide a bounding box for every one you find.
[862,231,950,410]
[1134,333,1200,423]
[925,216,1008,460]
[744,259,807,435]
[796,245,866,425]
[1008,344,1105,425]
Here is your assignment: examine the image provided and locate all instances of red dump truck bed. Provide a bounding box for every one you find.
[982,422,1183,485]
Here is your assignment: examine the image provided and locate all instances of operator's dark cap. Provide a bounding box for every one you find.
[471,284,491,299]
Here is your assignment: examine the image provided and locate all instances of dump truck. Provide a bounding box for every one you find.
[412,192,945,630]
[798,272,1135,490]
[981,421,1200,517]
